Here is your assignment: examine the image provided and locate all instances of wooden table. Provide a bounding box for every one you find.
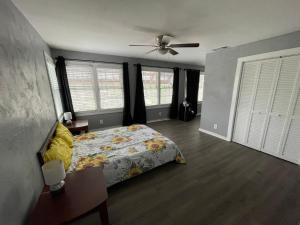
[64,120,89,134]
[27,167,109,225]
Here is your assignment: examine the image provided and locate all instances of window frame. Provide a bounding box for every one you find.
[66,60,124,116]
[44,51,64,121]
[198,73,205,103]
[142,67,174,108]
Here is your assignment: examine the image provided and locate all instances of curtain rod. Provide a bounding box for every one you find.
[58,58,200,71]
[58,57,123,65]
[133,64,180,70]
[133,64,200,71]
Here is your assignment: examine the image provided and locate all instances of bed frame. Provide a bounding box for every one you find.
[37,121,59,166]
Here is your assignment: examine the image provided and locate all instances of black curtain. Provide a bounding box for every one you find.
[170,67,180,119]
[186,69,200,115]
[122,62,133,126]
[133,64,147,124]
[55,56,76,120]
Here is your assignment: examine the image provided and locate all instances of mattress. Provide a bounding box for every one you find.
[68,124,185,187]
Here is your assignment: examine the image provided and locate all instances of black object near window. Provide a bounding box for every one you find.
[133,64,147,124]
[55,56,76,120]
[186,69,200,116]
[170,67,180,119]
[122,62,133,126]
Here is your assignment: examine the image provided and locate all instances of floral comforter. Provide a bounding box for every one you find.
[68,124,185,187]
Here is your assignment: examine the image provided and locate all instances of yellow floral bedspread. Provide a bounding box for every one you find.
[69,124,185,187]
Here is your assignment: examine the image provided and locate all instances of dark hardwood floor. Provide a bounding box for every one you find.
[107,117,300,225]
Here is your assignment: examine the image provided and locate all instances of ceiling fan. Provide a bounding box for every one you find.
[129,35,199,55]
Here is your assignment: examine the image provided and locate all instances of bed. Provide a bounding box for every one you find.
[38,123,185,188]
[68,124,185,187]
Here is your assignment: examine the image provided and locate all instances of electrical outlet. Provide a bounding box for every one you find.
[99,119,104,125]
[213,123,218,129]
[158,112,162,116]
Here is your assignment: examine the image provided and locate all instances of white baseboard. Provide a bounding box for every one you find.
[198,128,230,141]
[148,118,170,123]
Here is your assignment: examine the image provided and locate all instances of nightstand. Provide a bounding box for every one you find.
[26,167,109,225]
[64,120,89,134]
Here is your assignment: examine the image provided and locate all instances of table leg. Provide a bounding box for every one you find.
[99,200,109,225]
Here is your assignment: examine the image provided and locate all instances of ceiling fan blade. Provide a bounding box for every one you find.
[129,44,158,47]
[168,48,178,55]
[168,43,199,48]
[146,48,159,54]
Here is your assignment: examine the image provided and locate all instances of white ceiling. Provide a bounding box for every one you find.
[12,0,300,65]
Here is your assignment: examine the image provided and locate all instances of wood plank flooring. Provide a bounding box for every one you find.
[105,117,300,225]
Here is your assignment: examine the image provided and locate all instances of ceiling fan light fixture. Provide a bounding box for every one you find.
[158,48,168,55]
[129,34,199,56]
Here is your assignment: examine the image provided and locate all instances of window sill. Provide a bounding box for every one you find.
[75,109,123,117]
[146,104,171,109]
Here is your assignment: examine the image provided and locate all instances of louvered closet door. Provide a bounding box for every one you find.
[232,62,259,144]
[281,56,300,164]
[261,56,300,156]
[233,53,300,164]
[283,90,300,163]
[245,59,279,149]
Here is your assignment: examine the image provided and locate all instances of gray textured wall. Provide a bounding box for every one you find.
[0,0,56,225]
[200,31,300,137]
[51,49,203,130]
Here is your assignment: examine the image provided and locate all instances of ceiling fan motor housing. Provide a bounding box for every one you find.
[156,35,171,46]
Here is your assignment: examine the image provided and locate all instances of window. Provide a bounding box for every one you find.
[198,74,205,102]
[142,70,159,106]
[44,52,63,119]
[160,72,174,104]
[184,73,205,102]
[142,67,174,106]
[66,63,96,112]
[96,66,124,109]
[66,61,123,114]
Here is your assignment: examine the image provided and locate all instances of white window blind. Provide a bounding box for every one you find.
[96,64,124,109]
[44,52,63,119]
[198,74,205,102]
[66,61,123,114]
[66,63,97,112]
[160,72,173,104]
[142,67,174,106]
[143,70,159,106]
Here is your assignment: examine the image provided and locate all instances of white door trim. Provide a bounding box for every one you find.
[227,47,300,141]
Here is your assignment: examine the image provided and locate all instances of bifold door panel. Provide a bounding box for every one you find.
[282,87,300,164]
[262,56,299,156]
[232,62,259,144]
[233,54,300,164]
[246,59,279,149]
